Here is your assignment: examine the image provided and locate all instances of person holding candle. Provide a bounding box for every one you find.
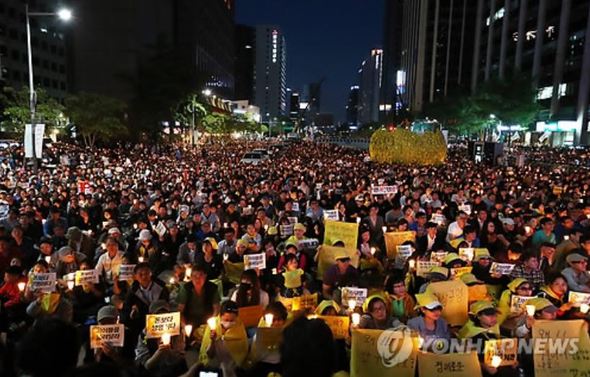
[176,264,220,328]
[0,266,24,331]
[384,274,416,323]
[199,300,248,377]
[407,293,451,351]
[321,251,359,300]
[247,302,288,376]
[358,295,402,330]
[537,273,574,318]
[496,278,534,335]
[134,300,186,377]
[70,261,105,325]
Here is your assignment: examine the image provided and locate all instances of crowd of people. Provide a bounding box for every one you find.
[0,138,589,377]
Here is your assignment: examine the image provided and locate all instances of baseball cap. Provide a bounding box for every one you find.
[97,305,119,322]
[566,253,588,264]
[507,278,530,293]
[138,229,152,241]
[414,293,443,310]
[501,218,515,226]
[473,248,493,261]
[108,227,121,235]
[469,300,498,316]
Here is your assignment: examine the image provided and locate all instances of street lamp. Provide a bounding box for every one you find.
[25,4,73,171]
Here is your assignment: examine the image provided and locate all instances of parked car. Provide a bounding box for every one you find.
[240,152,265,165]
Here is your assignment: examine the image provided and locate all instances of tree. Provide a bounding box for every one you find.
[172,93,208,143]
[0,86,66,135]
[65,93,128,148]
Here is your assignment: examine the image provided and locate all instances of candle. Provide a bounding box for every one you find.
[351,313,361,326]
[356,217,361,224]
[184,324,193,337]
[207,317,217,330]
[564,235,570,241]
[264,313,274,327]
[138,256,145,263]
[185,267,192,279]
[348,299,356,309]
[491,355,502,368]
[524,226,531,234]
[409,259,416,269]
[370,247,376,256]
[526,305,536,317]
[44,256,51,264]
[223,253,229,261]
[101,243,106,250]
[67,280,75,290]
[223,222,228,228]
[382,226,387,234]
[581,304,590,314]
[18,282,26,292]
[161,333,171,345]
[169,277,176,285]
[264,224,269,231]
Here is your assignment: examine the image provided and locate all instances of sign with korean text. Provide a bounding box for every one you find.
[244,253,266,270]
[323,210,339,221]
[324,220,359,249]
[430,251,448,263]
[280,224,294,236]
[384,231,416,259]
[89,324,125,349]
[341,287,368,306]
[450,266,472,279]
[350,329,418,377]
[30,272,56,293]
[316,315,350,339]
[396,245,413,261]
[568,291,590,306]
[484,338,518,367]
[417,261,442,277]
[298,238,319,250]
[371,185,398,195]
[509,295,535,314]
[458,248,474,262]
[75,270,99,286]
[418,351,481,377]
[145,312,181,339]
[118,265,136,281]
[316,245,359,279]
[426,280,469,326]
[490,262,515,275]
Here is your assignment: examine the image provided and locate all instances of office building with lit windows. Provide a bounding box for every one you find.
[358,49,384,125]
[253,25,287,123]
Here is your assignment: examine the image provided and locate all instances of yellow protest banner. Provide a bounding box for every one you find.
[416,261,441,277]
[418,351,482,377]
[316,315,350,339]
[451,266,473,279]
[533,319,590,377]
[223,261,245,285]
[426,280,469,326]
[145,312,181,339]
[483,338,518,367]
[292,293,318,312]
[238,305,265,328]
[323,220,359,248]
[317,245,359,279]
[350,329,418,377]
[255,327,283,350]
[89,324,125,349]
[384,231,416,259]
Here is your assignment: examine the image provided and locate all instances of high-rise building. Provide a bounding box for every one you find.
[0,0,69,99]
[358,49,384,125]
[234,24,255,102]
[68,0,235,100]
[381,0,404,119]
[289,90,300,121]
[397,0,477,114]
[253,25,287,123]
[470,0,590,145]
[346,85,359,126]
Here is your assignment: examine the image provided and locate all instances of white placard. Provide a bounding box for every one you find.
[510,295,535,313]
[459,248,474,262]
[432,214,446,225]
[416,261,442,277]
[145,312,181,338]
[458,204,472,215]
[396,245,413,260]
[154,222,167,237]
[90,324,125,349]
[118,264,136,281]
[298,238,319,250]
[292,202,300,212]
[30,272,56,293]
[244,253,266,270]
[75,270,99,286]
[287,216,299,224]
[569,291,590,306]
[430,251,448,263]
[280,224,293,236]
[323,210,339,221]
[490,262,515,275]
[371,185,398,195]
[341,287,368,306]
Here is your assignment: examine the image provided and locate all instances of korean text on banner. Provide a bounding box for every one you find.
[31,272,56,293]
[532,319,590,377]
[350,328,418,377]
[568,291,590,305]
[490,262,515,275]
[118,265,136,281]
[244,253,266,270]
[323,220,358,249]
[426,280,469,326]
[145,312,181,338]
[89,324,125,349]
[384,231,416,259]
[316,316,350,339]
[510,295,535,314]
[341,287,368,306]
[317,245,359,279]
[418,351,482,377]
[417,261,441,277]
[484,338,518,367]
[75,270,99,286]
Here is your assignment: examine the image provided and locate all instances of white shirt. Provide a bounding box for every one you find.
[95,251,126,283]
[446,221,464,243]
[230,287,270,308]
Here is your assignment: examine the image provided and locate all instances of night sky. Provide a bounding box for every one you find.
[236,0,384,122]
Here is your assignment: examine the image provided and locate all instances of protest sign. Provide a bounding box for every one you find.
[291,202,300,212]
[430,251,448,263]
[298,238,319,250]
[89,324,125,349]
[350,329,418,377]
[483,338,518,367]
[292,293,318,311]
[255,327,283,351]
[323,220,359,249]
[490,262,515,275]
[450,266,472,279]
[552,186,564,196]
[341,287,368,306]
[384,231,416,259]
[224,261,245,284]
[316,316,350,339]
[371,185,398,195]
[432,214,446,225]
[323,210,339,221]
[458,204,472,215]
[418,351,482,377]
[244,253,266,270]
[280,224,294,236]
[396,245,413,261]
[416,261,441,277]
[154,222,167,237]
[533,319,590,377]
[118,265,135,281]
[568,291,590,306]
[238,305,264,327]
[316,245,359,279]
[287,216,298,224]
[30,272,56,293]
[426,280,469,326]
[145,312,181,338]
[509,295,535,313]
[458,248,474,262]
[75,270,99,286]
